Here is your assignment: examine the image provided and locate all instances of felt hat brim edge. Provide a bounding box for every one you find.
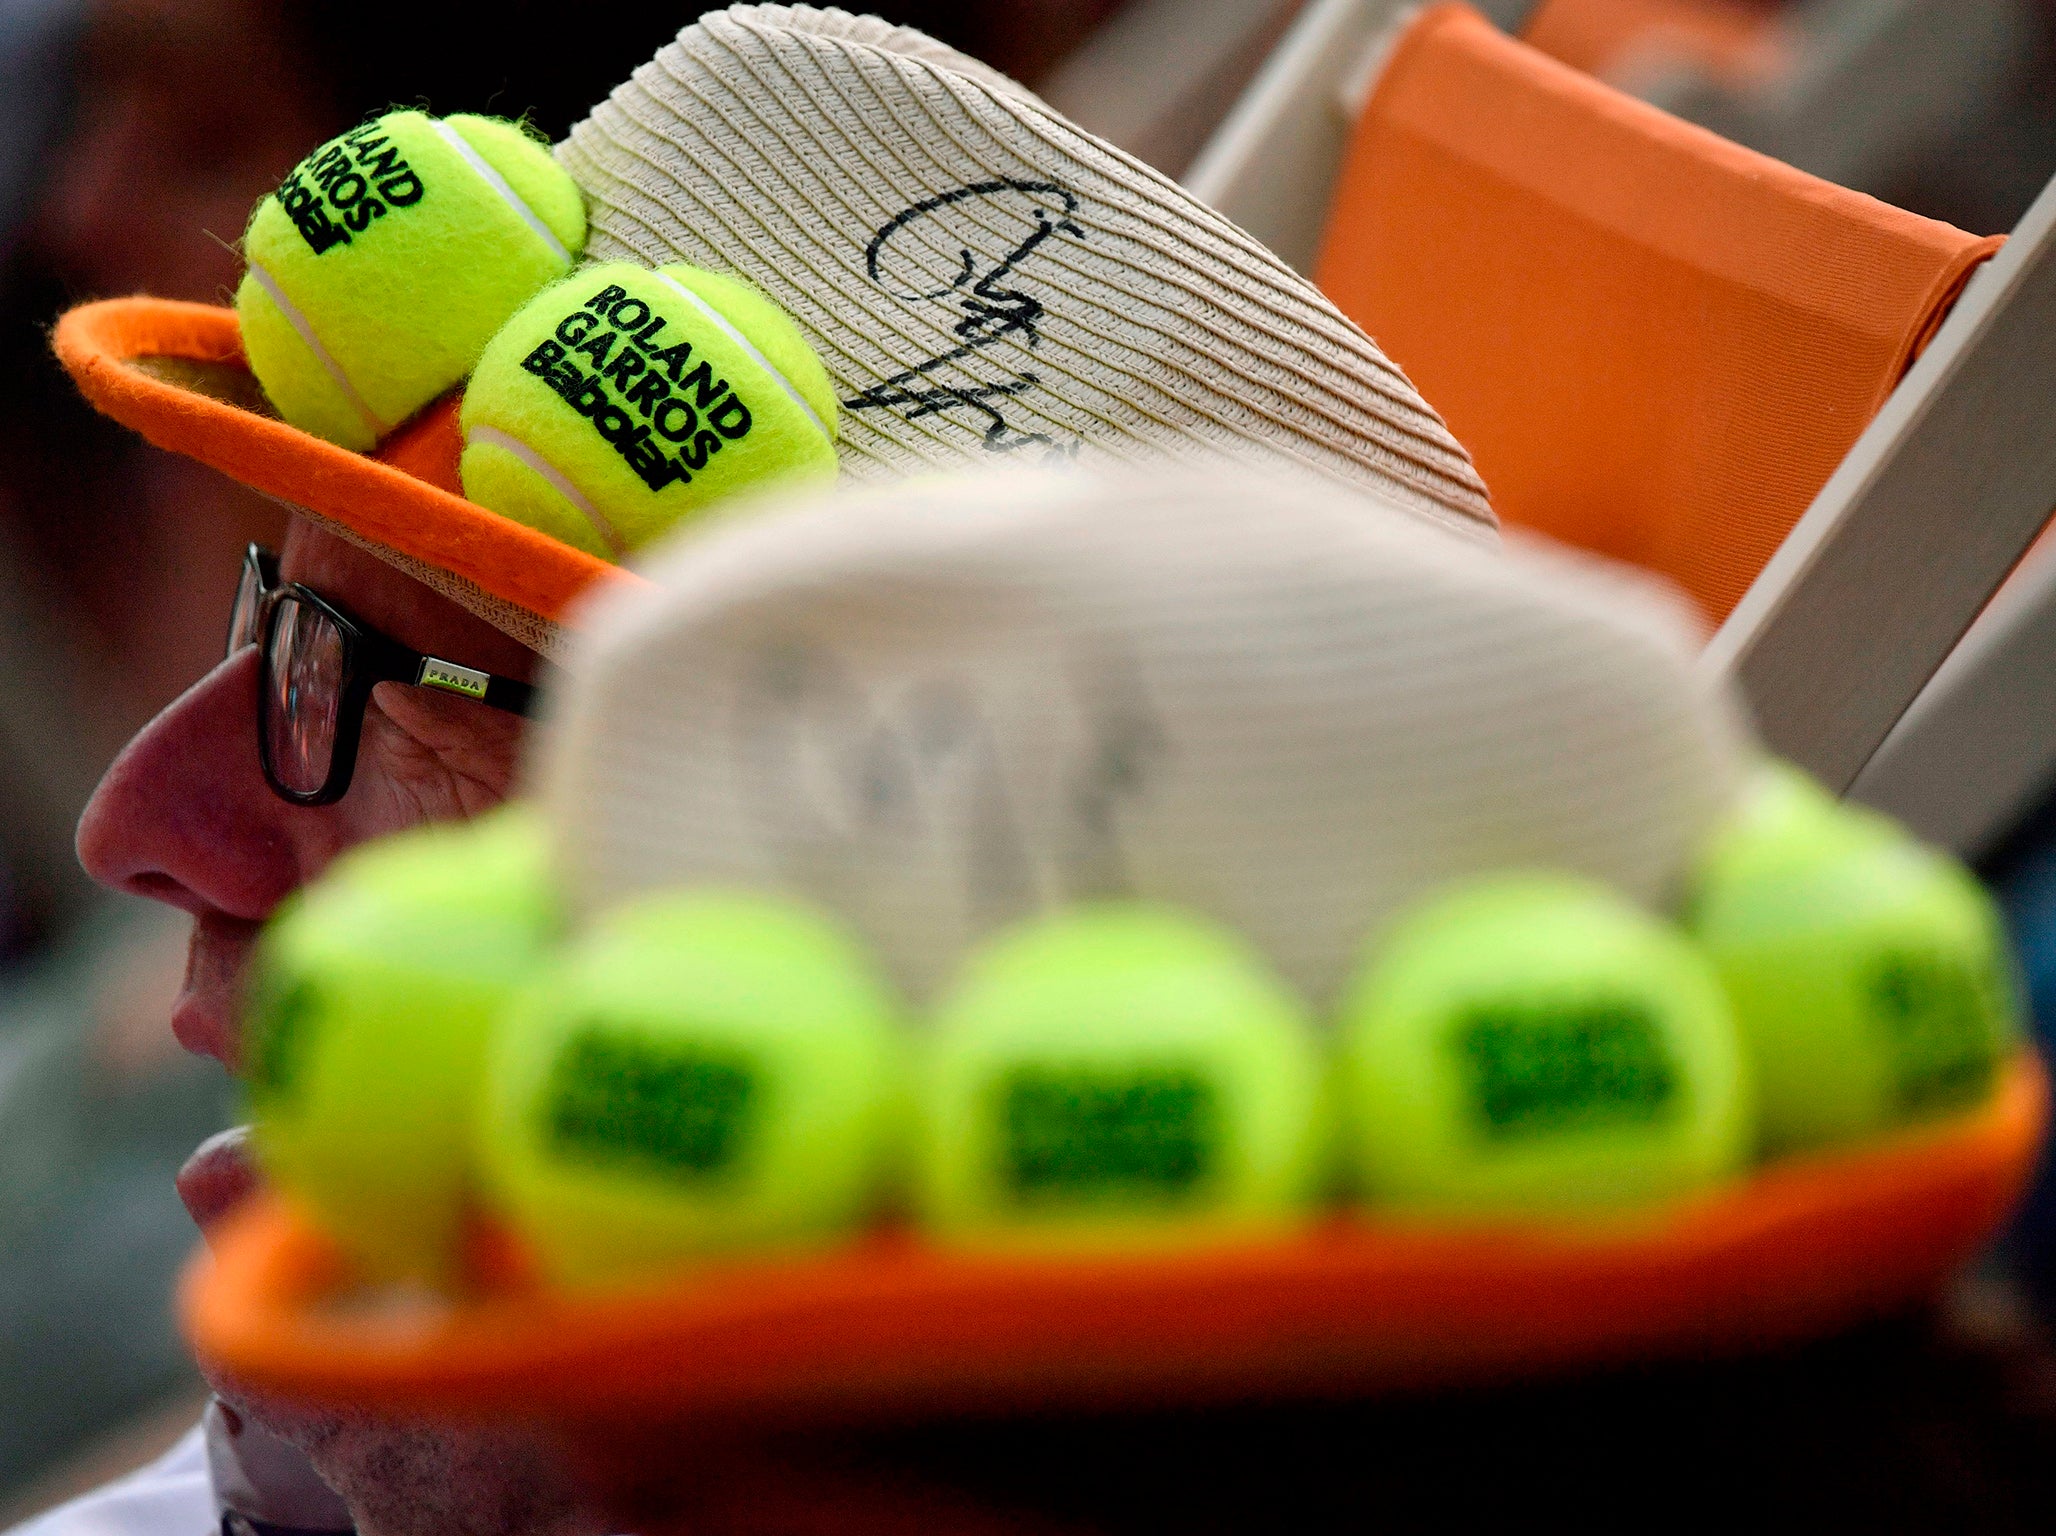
[184,1051,2045,1428]
[53,297,641,630]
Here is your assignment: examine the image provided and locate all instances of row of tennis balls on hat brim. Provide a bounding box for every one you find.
[243,761,2020,1293]
[236,109,839,562]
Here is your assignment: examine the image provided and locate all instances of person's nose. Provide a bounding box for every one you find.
[76,649,327,921]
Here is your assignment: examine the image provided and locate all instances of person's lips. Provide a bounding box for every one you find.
[172,915,267,1237]
[178,1124,260,1236]
[171,911,264,1070]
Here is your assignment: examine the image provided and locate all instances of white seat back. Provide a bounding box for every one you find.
[1181,0,1411,273]
[1039,0,1310,178]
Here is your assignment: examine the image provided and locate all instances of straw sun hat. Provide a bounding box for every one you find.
[185,460,2044,1435]
[54,3,1494,657]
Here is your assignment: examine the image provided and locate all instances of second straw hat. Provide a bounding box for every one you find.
[539,464,1741,1010]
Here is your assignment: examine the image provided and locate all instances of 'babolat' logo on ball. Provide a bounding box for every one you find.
[519,284,755,496]
[999,1067,1216,1204]
[1455,1000,1677,1139]
[1870,951,1999,1114]
[277,123,424,255]
[545,1028,756,1178]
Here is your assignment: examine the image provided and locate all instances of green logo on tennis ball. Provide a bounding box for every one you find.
[999,1068,1218,1204]
[1870,952,2000,1115]
[246,977,321,1101]
[518,286,755,497]
[545,1029,757,1179]
[1455,1000,1679,1140]
[278,123,426,255]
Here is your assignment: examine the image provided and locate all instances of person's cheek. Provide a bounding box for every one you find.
[342,687,528,842]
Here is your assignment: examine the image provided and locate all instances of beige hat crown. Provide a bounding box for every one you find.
[559,4,1494,540]
[538,465,1741,1010]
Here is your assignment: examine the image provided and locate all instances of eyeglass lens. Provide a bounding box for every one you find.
[264,595,347,798]
[227,554,266,659]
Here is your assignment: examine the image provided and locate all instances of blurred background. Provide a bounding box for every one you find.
[3,0,2056,1519]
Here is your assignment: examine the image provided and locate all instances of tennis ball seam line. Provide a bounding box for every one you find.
[466,422,630,558]
[427,119,573,267]
[244,258,390,441]
[648,270,831,441]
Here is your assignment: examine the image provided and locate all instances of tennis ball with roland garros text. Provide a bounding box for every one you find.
[1689,764,2020,1154]
[916,903,1327,1251]
[476,889,901,1287]
[1338,873,1751,1216]
[243,805,556,1281]
[236,110,586,451]
[457,262,839,560]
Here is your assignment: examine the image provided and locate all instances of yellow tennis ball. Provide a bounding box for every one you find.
[1694,759,1899,894]
[243,806,557,1281]
[236,110,586,450]
[1691,787,2020,1154]
[916,904,1326,1251]
[457,262,838,559]
[476,890,901,1287]
[1338,874,1751,1216]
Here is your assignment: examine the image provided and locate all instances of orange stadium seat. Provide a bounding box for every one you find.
[1524,0,1790,89]
[1313,1,1999,626]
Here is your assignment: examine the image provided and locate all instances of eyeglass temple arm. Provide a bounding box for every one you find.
[351,625,536,718]
[411,655,537,717]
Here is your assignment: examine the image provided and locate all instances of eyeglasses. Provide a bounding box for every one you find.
[228,544,537,806]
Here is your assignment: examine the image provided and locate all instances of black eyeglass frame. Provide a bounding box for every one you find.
[231,544,537,807]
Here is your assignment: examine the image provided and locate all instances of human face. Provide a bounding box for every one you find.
[75,521,591,1536]
[75,517,537,1230]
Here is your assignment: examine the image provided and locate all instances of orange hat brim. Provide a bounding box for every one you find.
[53,297,642,628]
[184,1051,2045,1431]
[69,309,2049,1441]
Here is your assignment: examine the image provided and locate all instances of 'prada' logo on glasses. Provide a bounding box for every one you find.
[417,658,490,700]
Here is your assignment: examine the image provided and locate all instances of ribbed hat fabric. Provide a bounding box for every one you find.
[538,465,1743,1012]
[558,4,1494,542]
